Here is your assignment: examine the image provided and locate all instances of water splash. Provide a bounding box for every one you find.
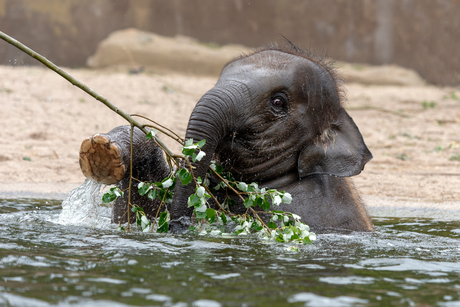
[57,179,111,227]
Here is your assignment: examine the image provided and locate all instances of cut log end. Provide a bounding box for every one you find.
[79,134,126,185]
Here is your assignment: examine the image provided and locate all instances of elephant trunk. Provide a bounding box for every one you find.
[169,83,247,230]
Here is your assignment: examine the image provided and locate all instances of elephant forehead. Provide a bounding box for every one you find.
[222,50,318,80]
[227,49,315,69]
[220,50,333,93]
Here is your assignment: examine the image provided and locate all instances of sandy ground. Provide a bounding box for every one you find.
[1,65,459,219]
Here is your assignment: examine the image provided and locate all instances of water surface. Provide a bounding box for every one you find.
[1,198,459,306]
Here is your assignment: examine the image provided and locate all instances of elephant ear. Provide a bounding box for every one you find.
[298,110,372,178]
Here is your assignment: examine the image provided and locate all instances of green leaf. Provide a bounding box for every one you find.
[230,216,239,223]
[195,210,207,219]
[157,189,173,204]
[221,213,227,224]
[226,172,235,182]
[158,211,168,227]
[113,188,122,198]
[237,182,248,192]
[157,222,169,233]
[243,198,253,208]
[102,193,117,203]
[182,148,195,157]
[131,206,143,213]
[208,215,216,224]
[188,226,196,231]
[251,222,263,231]
[206,208,216,219]
[177,168,193,185]
[164,191,174,204]
[161,177,175,189]
[254,197,263,207]
[215,163,224,174]
[267,222,278,229]
[145,129,157,140]
[194,150,206,162]
[303,237,312,245]
[197,139,206,148]
[147,189,158,200]
[226,199,237,207]
[188,194,201,208]
[249,182,260,193]
[262,198,271,212]
[138,183,150,196]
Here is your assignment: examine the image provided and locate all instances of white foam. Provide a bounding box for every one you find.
[57,179,110,227]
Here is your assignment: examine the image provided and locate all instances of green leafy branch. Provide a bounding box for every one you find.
[171,140,316,244]
[0,30,316,245]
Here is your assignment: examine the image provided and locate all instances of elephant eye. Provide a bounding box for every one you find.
[272,98,284,107]
[270,92,288,113]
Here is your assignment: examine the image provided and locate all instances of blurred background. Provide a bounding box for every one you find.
[0,0,459,202]
[0,0,459,86]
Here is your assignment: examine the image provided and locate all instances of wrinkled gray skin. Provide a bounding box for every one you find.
[97,45,374,233]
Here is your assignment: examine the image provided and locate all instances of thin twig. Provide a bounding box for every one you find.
[140,124,180,168]
[150,188,170,232]
[203,185,231,215]
[208,168,271,233]
[118,211,129,229]
[127,124,135,231]
[184,158,198,186]
[131,114,184,144]
[209,168,245,202]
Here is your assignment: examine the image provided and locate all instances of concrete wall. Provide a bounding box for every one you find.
[0,0,459,86]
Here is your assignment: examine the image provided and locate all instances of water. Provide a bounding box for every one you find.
[57,179,107,227]
[1,196,460,306]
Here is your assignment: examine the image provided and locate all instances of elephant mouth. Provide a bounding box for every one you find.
[257,170,299,189]
[215,134,302,183]
[218,150,298,183]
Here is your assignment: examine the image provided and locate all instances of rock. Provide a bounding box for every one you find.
[86,28,250,76]
[87,28,426,86]
[337,62,426,86]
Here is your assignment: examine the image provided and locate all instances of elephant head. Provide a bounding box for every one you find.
[170,44,372,228]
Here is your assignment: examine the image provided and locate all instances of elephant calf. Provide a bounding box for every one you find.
[79,44,374,233]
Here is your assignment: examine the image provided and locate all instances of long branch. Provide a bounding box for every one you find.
[0,30,175,159]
